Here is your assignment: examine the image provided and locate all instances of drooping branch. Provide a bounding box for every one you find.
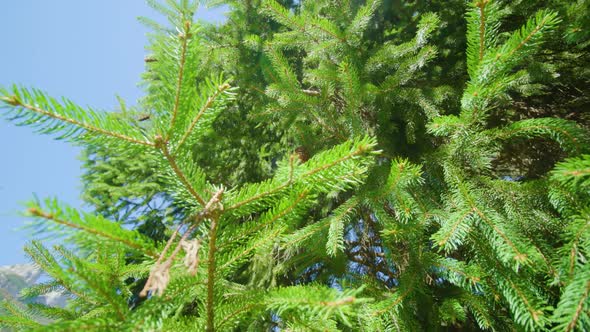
[139,224,182,297]
[140,189,224,298]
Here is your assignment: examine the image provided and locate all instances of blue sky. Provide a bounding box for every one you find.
[0,1,225,265]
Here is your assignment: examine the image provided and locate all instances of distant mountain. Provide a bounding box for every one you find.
[0,264,67,307]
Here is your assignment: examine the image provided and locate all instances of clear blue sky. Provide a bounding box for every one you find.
[0,1,225,265]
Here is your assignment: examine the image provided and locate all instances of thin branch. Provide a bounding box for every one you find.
[565,279,590,332]
[74,270,127,321]
[0,297,41,328]
[372,285,413,316]
[166,20,192,141]
[319,297,355,307]
[218,304,258,330]
[437,209,474,247]
[175,83,231,153]
[301,146,368,178]
[476,0,488,61]
[500,124,581,154]
[140,190,224,298]
[139,224,182,297]
[1,97,154,147]
[476,207,528,263]
[505,278,542,324]
[205,189,225,332]
[23,246,96,304]
[206,214,219,332]
[301,88,320,96]
[435,260,482,285]
[563,168,590,177]
[157,136,207,206]
[225,183,288,213]
[226,145,368,211]
[455,179,530,263]
[27,207,157,258]
[505,15,550,60]
[488,14,552,77]
[160,223,198,270]
[569,221,590,277]
[222,191,308,247]
[264,1,306,33]
[281,219,331,249]
[220,226,284,270]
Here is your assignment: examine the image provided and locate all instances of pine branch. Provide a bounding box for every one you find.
[462,293,494,330]
[217,303,258,330]
[436,258,484,292]
[551,155,590,190]
[174,82,231,152]
[27,204,157,258]
[433,208,476,251]
[226,136,377,214]
[473,207,529,265]
[346,0,381,42]
[70,262,128,321]
[552,265,590,332]
[326,197,359,257]
[500,11,557,64]
[0,89,153,147]
[280,217,331,255]
[19,281,63,301]
[266,285,368,327]
[167,20,192,141]
[497,118,589,155]
[366,13,439,74]
[260,0,306,33]
[477,1,487,62]
[141,189,224,297]
[2,0,586,330]
[372,284,414,316]
[221,190,310,249]
[220,223,284,272]
[205,189,225,332]
[501,276,548,330]
[479,9,560,85]
[156,135,207,206]
[24,242,97,304]
[305,15,345,43]
[26,303,78,321]
[0,292,42,330]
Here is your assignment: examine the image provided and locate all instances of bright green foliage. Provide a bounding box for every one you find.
[549,155,590,331]
[0,86,150,149]
[551,155,590,191]
[1,0,589,331]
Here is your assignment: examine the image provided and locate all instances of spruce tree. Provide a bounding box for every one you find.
[1,0,589,331]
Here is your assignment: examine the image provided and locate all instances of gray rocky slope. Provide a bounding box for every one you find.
[0,264,66,307]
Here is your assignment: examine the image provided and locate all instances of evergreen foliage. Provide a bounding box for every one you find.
[1,0,589,331]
